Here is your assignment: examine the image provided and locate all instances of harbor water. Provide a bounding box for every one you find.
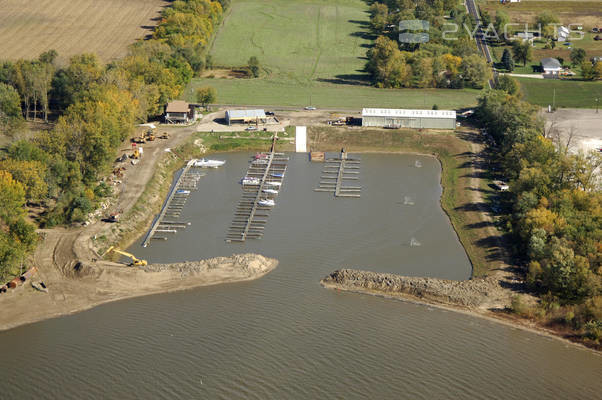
[0,153,600,399]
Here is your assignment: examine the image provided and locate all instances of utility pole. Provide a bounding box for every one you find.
[552,88,556,110]
[596,97,599,113]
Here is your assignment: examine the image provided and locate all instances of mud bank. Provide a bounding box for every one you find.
[321,269,601,352]
[322,269,509,310]
[0,254,277,332]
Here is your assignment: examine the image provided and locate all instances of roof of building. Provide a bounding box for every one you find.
[516,32,535,39]
[226,109,266,119]
[541,57,562,70]
[166,100,190,113]
[361,108,456,119]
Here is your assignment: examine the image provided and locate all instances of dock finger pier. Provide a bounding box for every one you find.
[226,149,288,243]
[314,150,361,198]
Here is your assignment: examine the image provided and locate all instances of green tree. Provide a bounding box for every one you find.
[247,56,260,78]
[0,82,24,134]
[512,41,532,66]
[460,54,491,88]
[497,74,520,96]
[569,48,586,67]
[494,10,510,41]
[501,48,514,71]
[196,86,216,107]
[536,11,560,28]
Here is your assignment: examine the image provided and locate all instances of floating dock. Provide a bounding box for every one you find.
[314,151,361,198]
[141,160,205,247]
[226,146,288,242]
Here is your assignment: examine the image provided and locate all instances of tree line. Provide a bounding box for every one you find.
[476,84,601,342]
[0,0,227,279]
[366,0,492,89]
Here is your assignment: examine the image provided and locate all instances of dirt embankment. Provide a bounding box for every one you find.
[0,254,277,332]
[321,269,512,311]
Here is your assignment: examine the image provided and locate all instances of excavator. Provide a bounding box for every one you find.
[103,246,147,267]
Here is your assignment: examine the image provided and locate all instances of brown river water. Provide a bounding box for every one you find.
[0,153,600,399]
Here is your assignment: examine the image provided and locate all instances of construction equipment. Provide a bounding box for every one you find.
[108,212,120,223]
[132,135,146,144]
[159,132,170,139]
[145,130,156,141]
[131,149,141,159]
[103,246,147,267]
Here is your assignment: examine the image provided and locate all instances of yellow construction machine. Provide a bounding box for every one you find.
[103,246,148,266]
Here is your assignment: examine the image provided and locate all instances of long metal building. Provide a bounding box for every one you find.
[225,109,267,125]
[361,108,456,129]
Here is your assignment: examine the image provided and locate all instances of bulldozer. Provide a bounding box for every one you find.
[103,246,147,267]
[145,130,156,141]
[130,149,139,159]
[159,132,170,140]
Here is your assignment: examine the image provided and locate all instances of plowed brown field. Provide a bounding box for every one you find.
[0,0,167,63]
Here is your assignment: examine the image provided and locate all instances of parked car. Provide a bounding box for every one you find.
[245,126,258,131]
[265,111,274,116]
[304,106,316,110]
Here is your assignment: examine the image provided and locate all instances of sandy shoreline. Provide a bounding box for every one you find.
[0,254,278,332]
[321,269,601,354]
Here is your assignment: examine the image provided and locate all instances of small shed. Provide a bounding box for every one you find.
[541,58,562,75]
[361,108,456,130]
[165,101,196,124]
[225,109,266,125]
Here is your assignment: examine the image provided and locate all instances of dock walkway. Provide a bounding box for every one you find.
[226,152,288,242]
[314,152,361,198]
[141,160,204,247]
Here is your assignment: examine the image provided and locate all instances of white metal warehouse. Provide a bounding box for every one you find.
[361,108,456,129]
[225,109,267,125]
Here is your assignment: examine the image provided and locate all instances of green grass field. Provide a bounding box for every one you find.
[184,0,478,109]
[185,78,480,109]
[188,0,480,109]
[516,78,602,108]
[210,0,371,83]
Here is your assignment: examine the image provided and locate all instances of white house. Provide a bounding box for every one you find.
[557,26,570,42]
[541,58,562,76]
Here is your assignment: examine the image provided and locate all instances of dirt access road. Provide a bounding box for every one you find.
[0,120,204,330]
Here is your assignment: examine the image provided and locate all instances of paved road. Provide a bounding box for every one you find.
[465,0,497,88]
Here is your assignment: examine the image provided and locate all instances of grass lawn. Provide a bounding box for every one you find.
[186,78,480,109]
[516,77,602,108]
[187,0,480,110]
[209,0,371,84]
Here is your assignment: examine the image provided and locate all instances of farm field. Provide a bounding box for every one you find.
[185,78,480,109]
[480,0,602,29]
[195,0,479,109]
[210,0,372,84]
[516,77,602,108]
[0,0,167,63]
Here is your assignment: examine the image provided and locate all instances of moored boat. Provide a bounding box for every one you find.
[194,159,226,168]
[241,177,260,185]
[258,199,275,207]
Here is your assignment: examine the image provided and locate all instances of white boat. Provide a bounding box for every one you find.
[258,199,275,207]
[241,177,260,185]
[252,159,268,165]
[194,158,226,168]
[263,189,278,194]
[265,181,281,187]
[176,189,190,194]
